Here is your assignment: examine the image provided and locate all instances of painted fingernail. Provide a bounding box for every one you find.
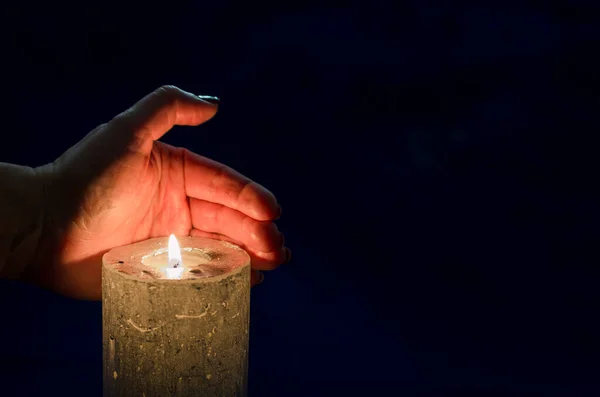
[198,95,220,105]
[275,206,282,220]
[284,247,292,263]
[255,270,265,285]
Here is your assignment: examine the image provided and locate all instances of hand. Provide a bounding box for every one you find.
[30,86,289,300]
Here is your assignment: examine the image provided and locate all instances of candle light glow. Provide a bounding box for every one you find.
[138,235,227,280]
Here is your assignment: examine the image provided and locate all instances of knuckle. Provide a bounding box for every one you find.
[255,221,277,248]
[108,112,132,131]
[155,85,181,105]
[235,180,252,202]
[256,221,271,238]
[157,85,183,120]
[157,85,180,96]
[245,218,263,243]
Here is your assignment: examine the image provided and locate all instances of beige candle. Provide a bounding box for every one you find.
[102,235,251,397]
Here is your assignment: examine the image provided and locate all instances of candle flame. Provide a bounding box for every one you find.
[168,234,182,267]
[165,234,184,279]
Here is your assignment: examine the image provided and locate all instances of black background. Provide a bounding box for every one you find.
[1,1,599,396]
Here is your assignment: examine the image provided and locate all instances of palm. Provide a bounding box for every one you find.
[67,142,191,258]
[126,143,193,240]
[38,86,287,300]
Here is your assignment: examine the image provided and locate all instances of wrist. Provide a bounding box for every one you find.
[0,163,47,280]
[26,162,66,291]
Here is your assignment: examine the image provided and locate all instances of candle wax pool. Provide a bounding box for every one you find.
[141,247,225,279]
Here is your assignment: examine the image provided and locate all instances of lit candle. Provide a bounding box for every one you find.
[102,235,251,397]
[140,235,225,280]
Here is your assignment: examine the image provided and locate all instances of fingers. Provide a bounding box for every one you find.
[189,229,288,271]
[110,85,219,153]
[189,198,282,252]
[108,86,281,222]
[183,150,281,221]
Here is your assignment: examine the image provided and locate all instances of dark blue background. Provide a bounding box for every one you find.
[1,2,599,396]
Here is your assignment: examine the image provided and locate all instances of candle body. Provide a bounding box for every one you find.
[102,237,251,397]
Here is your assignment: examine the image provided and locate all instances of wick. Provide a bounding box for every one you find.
[173,261,180,269]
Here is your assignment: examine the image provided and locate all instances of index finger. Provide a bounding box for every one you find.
[183,149,281,221]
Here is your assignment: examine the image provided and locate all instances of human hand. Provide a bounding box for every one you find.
[29,86,289,300]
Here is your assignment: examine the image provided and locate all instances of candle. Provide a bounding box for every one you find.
[102,235,251,397]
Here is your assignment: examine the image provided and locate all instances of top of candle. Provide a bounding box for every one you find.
[102,236,250,282]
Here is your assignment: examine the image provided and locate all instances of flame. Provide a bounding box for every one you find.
[165,234,184,279]
[168,234,182,267]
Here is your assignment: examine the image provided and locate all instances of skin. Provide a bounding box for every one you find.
[20,85,289,300]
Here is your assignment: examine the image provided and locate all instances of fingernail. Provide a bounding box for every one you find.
[198,95,220,105]
[279,232,285,247]
[255,270,265,285]
[284,247,292,263]
[275,206,282,220]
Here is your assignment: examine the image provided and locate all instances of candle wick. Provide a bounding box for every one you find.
[173,262,180,268]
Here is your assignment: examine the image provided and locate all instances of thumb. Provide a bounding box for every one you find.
[111,85,219,153]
